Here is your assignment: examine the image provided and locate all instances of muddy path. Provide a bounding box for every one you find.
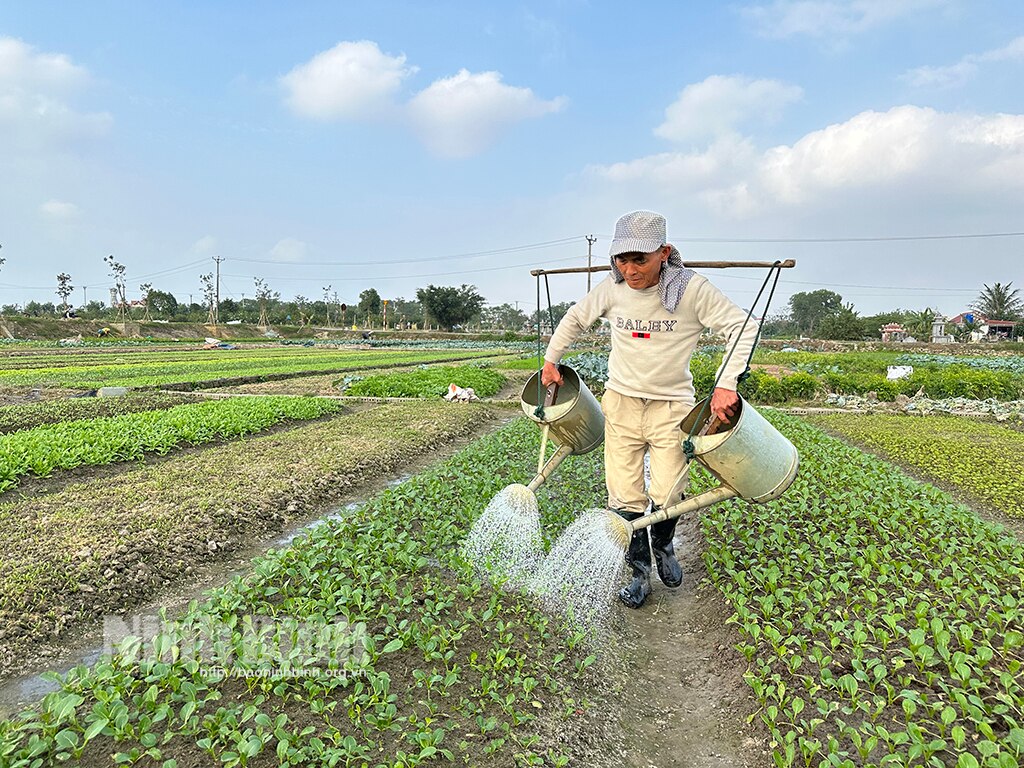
[611,509,770,768]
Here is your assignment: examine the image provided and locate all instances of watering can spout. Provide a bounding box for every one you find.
[519,364,605,493]
[527,444,574,492]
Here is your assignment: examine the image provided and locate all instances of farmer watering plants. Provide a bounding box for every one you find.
[540,210,758,609]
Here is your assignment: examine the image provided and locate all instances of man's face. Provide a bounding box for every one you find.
[614,246,669,290]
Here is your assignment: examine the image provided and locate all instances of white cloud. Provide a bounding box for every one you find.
[407,69,566,158]
[740,0,950,39]
[0,36,112,143]
[280,41,415,120]
[270,238,308,262]
[655,75,803,143]
[39,199,80,219]
[587,105,1024,219]
[189,235,218,255]
[902,35,1024,89]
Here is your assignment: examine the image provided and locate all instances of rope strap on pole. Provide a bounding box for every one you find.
[682,261,784,461]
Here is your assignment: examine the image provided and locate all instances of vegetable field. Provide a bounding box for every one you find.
[2,342,1024,767]
[0,347,504,390]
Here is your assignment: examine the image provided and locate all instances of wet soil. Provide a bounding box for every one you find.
[610,510,770,768]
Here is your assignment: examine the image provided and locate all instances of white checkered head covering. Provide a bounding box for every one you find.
[608,210,693,312]
[609,210,669,258]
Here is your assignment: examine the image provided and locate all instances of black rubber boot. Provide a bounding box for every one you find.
[616,510,652,609]
[650,512,682,588]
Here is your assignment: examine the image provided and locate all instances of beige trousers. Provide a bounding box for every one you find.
[601,389,692,514]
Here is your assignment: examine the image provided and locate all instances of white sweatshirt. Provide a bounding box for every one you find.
[544,273,758,402]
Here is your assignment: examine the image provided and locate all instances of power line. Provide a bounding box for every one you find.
[597,231,1024,244]
[230,236,583,267]
[715,272,982,292]
[221,253,589,283]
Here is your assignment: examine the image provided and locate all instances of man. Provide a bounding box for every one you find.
[540,210,757,609]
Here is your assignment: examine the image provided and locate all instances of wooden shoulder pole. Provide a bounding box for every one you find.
[530,259,795,277]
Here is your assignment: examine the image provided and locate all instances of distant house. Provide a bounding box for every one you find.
[949,312,1016,341]
[880,322,907,342]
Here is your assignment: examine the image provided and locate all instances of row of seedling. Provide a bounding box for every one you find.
[0,418,605,767]
[702,409,1024,766]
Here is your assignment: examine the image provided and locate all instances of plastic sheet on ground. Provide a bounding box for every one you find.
[886,365,914,380]
[444,384,479,402]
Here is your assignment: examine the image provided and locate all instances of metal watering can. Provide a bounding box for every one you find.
[519,364,604,490]
[603,394,799,549]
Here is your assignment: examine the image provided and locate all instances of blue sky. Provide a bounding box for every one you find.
[1,0,1022,319]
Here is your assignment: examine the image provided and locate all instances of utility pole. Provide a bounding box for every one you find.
[586,235,597,292]
[82,286,87,306]
[212,256,223,325]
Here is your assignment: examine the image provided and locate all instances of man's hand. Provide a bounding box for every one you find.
[710,387,740,422]
[541,361,563,387]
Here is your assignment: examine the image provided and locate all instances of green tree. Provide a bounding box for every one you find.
[971,282,1024,320]
[759,312,799,338]
[817,302,865,340]
[200,272,216,325]
[416,284,485,331]
[358,288,382,326]
[138,282,153,321]
[481,303,528,331]
[254,277,279,327]
[23,300,56,316]
[954,316,983,343]
[788,289,843,336]
[147,290,178,318]
[529,302,576,333]
[387,297,424,328]
[56,273,74,312]
[902,308,937,341]
[105,254,128,322]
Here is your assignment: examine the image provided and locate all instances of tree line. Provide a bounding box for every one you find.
[9,251,1016,339]
[1,274,580,334]
[767,282,1024,341]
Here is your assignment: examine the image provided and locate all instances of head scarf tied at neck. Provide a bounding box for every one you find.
[609,244,694,313]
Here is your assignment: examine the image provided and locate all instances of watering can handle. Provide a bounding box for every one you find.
[544,382,559,407]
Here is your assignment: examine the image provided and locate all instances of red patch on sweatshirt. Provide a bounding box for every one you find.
[632,332,650,339]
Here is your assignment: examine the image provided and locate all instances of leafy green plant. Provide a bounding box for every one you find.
[0,396,344,493]
[342,365,505,398]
